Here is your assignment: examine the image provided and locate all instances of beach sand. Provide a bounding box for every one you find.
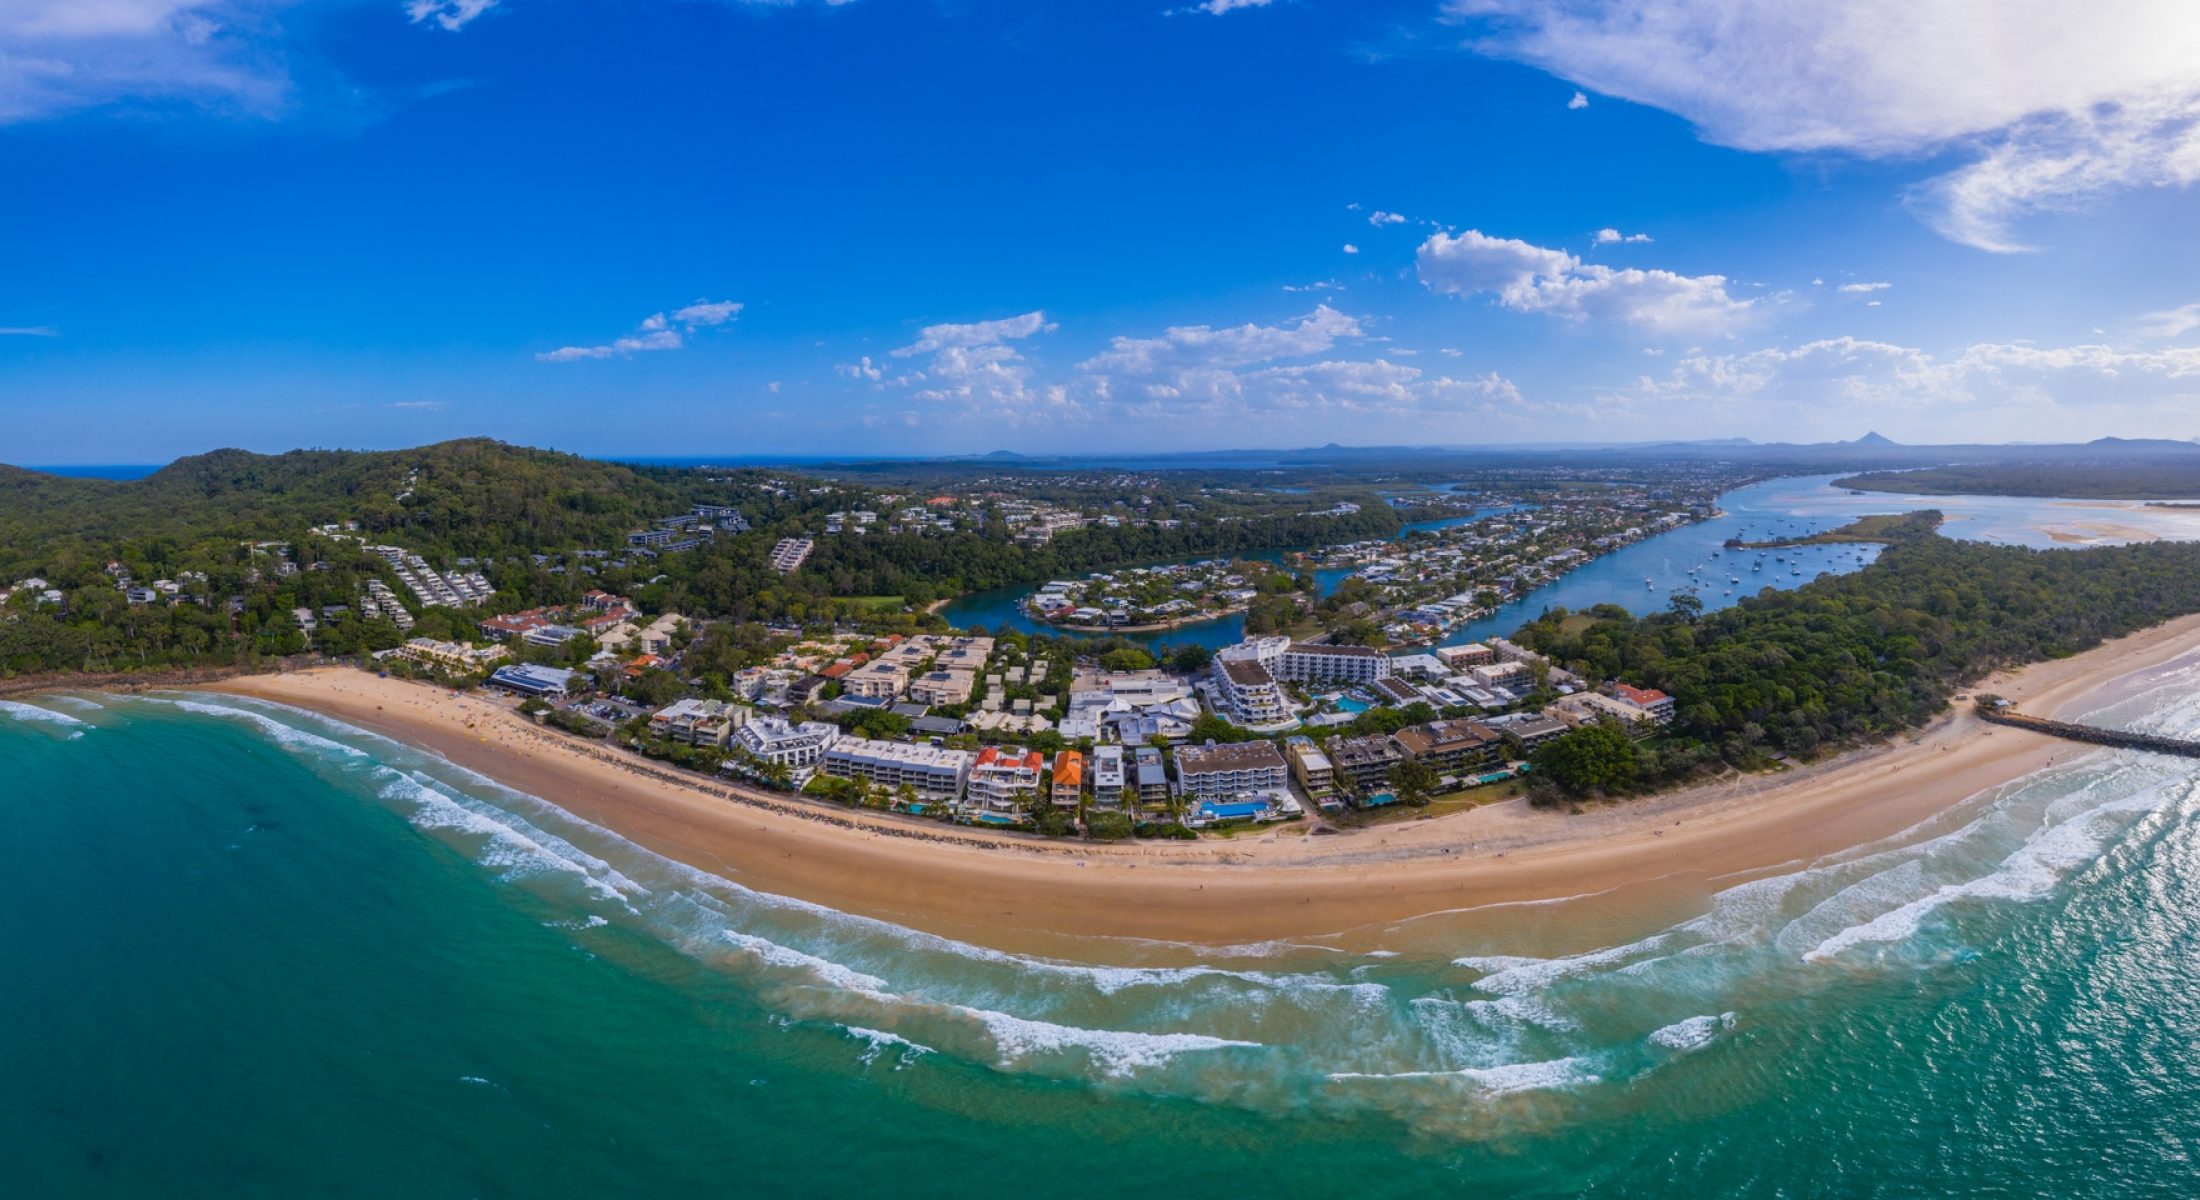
[205,613,2200,957]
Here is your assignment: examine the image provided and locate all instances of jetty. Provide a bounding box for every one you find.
[1976,702,2200,760]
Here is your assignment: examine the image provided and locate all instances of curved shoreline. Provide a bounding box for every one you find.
[197,611,2200,957]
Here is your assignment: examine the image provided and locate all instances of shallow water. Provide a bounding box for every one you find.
[8,671,2200,1195]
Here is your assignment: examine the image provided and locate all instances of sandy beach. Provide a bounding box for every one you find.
[204,612,2200,955]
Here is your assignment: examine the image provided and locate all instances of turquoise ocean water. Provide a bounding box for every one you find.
[8,675,2200,1197]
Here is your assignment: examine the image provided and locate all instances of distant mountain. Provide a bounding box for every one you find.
[1851,432,1899,446]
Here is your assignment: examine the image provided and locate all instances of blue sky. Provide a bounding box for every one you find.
[4,0,2200,463]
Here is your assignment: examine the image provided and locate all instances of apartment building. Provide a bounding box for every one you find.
[1090,744,1126,809]
[842,660,911,701]
[1284,735,1336,797]
[1211,657,1291,726]
[1173,740,1289,800]
[1328,733,1406,792]
[734,717,839,769]
[966,746,1046,818]
[1392,719,1504,773]
[821,738,970,800]
[649,698,748,747]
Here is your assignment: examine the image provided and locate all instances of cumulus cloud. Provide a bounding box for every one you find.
[1177,0,1273,13]
[1593,227,1650,244]
[1341,243,1360,254]
[1368,210,1408,226]
[886,310,1062,411]
[1837,281,1891,293]
[536,299,741,362]
[1449,0,2200,251]
[1416,228,1755,336]
[1070,306,1527,427]
[1567,90,1587,109]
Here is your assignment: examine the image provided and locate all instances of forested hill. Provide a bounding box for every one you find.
[1835,462,2200,500]
[1517,511,2200,798]
[0,440,699,571]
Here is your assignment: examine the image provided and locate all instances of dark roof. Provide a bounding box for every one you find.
[1220,658,1276,687]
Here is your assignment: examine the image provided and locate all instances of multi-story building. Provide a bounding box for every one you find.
[1392,719,1504,773]
[1049,750,1083,810]
[908,669,977,707]
[1279,642,1392,685]
[1612,683,1676,725]
[1219,636,1393,686]
[966,746,1046,819]
[769,538,814,573]
[1328,733,1406,792]
[1132,746,1172,813]
[393,637,507,673]
[1090,744,1126,809]
[821,738,970,800]
[1173,740,1289,800]
[734,717,839,769]
[1284,735,1336,797]
[842,660,911,701]
[1211,657,1291,726]
[1482,711,1568,750]
[649,698,748,747]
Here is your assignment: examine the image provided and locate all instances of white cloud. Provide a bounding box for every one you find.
[672,299,743,326]
[893,311,1055,356]
[1176,0,1273,13]
[837,355,885,382]
[1593,227,1651,244]
[2136,302,2200,340]
[886,310,1060,411]
[1566,90,1587,109]
[0,325,58,336]
[536,298,741,362]
[0,1,294,124]
[1450,0,2200,251]
[1281,278,1344,293]
[1612,334,2200,437]
[1416,228,1755,336]
[1368,210,1408,226]
[1341,243,1360,254]
[405,0,496,31]
[1837,281,1892,294]
[1078,305,1361,375]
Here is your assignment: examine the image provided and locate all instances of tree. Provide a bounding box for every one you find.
[1667,590,1704,620]
[1099,646,1155,672]
[1532,723,1641,797]
[1085,810,1134,840]
[1169,643,1214,673]
[1387,758,1439,807]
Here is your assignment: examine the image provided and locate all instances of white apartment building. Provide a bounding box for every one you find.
[1212,657,1291,725]
[1219,635,1392,685]
[821,738,971,800]
[734,717,839,768]
[1173,740,1290,799]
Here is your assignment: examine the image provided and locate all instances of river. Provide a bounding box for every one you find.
[936,476,2200,653]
